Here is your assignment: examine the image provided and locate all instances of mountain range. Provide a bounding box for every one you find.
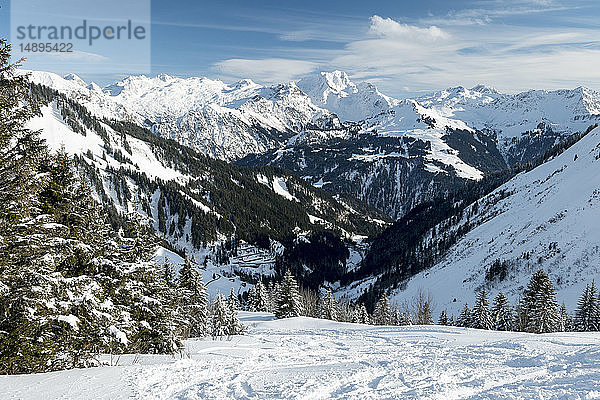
[24,68,600,312]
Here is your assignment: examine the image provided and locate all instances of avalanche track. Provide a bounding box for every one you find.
[2,313,600,399]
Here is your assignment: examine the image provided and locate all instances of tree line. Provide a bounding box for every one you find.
[253,269,600,335]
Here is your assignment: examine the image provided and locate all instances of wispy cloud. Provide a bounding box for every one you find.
[214,58,318,83]
[368,16,449,42]
[326,14,600,95]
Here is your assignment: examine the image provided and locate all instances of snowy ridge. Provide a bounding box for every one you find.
[390,126,600,316]
[417,85,600,142]
[27,70,342,161]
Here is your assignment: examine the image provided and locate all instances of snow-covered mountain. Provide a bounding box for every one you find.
[26,69,600,219]
[296,70,399,122]
[385,125,600,314]
[418,85,600,139]
[244,75,600,217]
[27,71,344,161]
[22,69,600,317]
[27,82,387,296]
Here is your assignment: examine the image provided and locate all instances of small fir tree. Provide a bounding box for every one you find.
[275,271,304,319]
[491,292,513,331]
[472,289,493,330]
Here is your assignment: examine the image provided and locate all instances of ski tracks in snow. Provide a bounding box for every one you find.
[126,318,600,400]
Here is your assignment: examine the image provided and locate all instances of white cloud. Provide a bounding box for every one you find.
[214,58,318,84]
[321,15,600,96]
[368,15,449,42]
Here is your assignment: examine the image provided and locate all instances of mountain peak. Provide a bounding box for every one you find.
[321,70,353,92]
[64,73,87,87]
[470,84,499,94]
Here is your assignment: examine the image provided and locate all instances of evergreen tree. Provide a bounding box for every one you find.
[472,289,493,330]
[398,311,412,326]
[0,39,46,233]
[391,306,401,326]
[226,288,245,336]
[574,282,599,332]
[353,304,370,324]
[267,281,280,313]
[491,292,513,331]
[373,294,392,325]
[337,300,354,323]
[162,259,176,288]
[522,270,560,333]
[177,255,209,338]
[320,290,339,321]
[247,281,270,312]
[457,303,472,328]
[513,298,527,332]
[559,303,573,332]
[275,271,304,319]
[210,293,229,339]
[438,310,449,325]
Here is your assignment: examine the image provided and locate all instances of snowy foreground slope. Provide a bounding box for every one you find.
[3,313,600,400]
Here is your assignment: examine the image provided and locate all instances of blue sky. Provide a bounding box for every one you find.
[1,0,600,96]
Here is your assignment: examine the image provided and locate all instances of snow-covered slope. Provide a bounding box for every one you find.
[3,313,600,399]
[390,126,600,315]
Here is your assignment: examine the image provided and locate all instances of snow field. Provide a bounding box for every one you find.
[2,312,600,399]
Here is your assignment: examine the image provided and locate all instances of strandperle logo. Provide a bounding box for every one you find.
[11,0,151,74]
[15,20,147,46]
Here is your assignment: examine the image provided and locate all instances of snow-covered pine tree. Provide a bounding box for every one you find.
[414,291,434,325]
[267,281,280,313]
[210,293,229,339]
[373,294,392,325]
[275,270,304,319]
[226,288,246,336]
[559,303,573,332]
[115,210,181,354]
[491,292,513,331]
[162,259,176,288]
[337,300,354,322]
[391,306,401,326]
[353,304,370,324]
[513,298,527,332]
[177,255,209,338]
[320,290,339,321]
[457,303,472,328]
[0,41,184,372]
[247,280,270,312]
[438,310,449,325]
[472,289,493,330]
[575,284,592,331]
[522,270,560,333]
[574,282,599,332]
